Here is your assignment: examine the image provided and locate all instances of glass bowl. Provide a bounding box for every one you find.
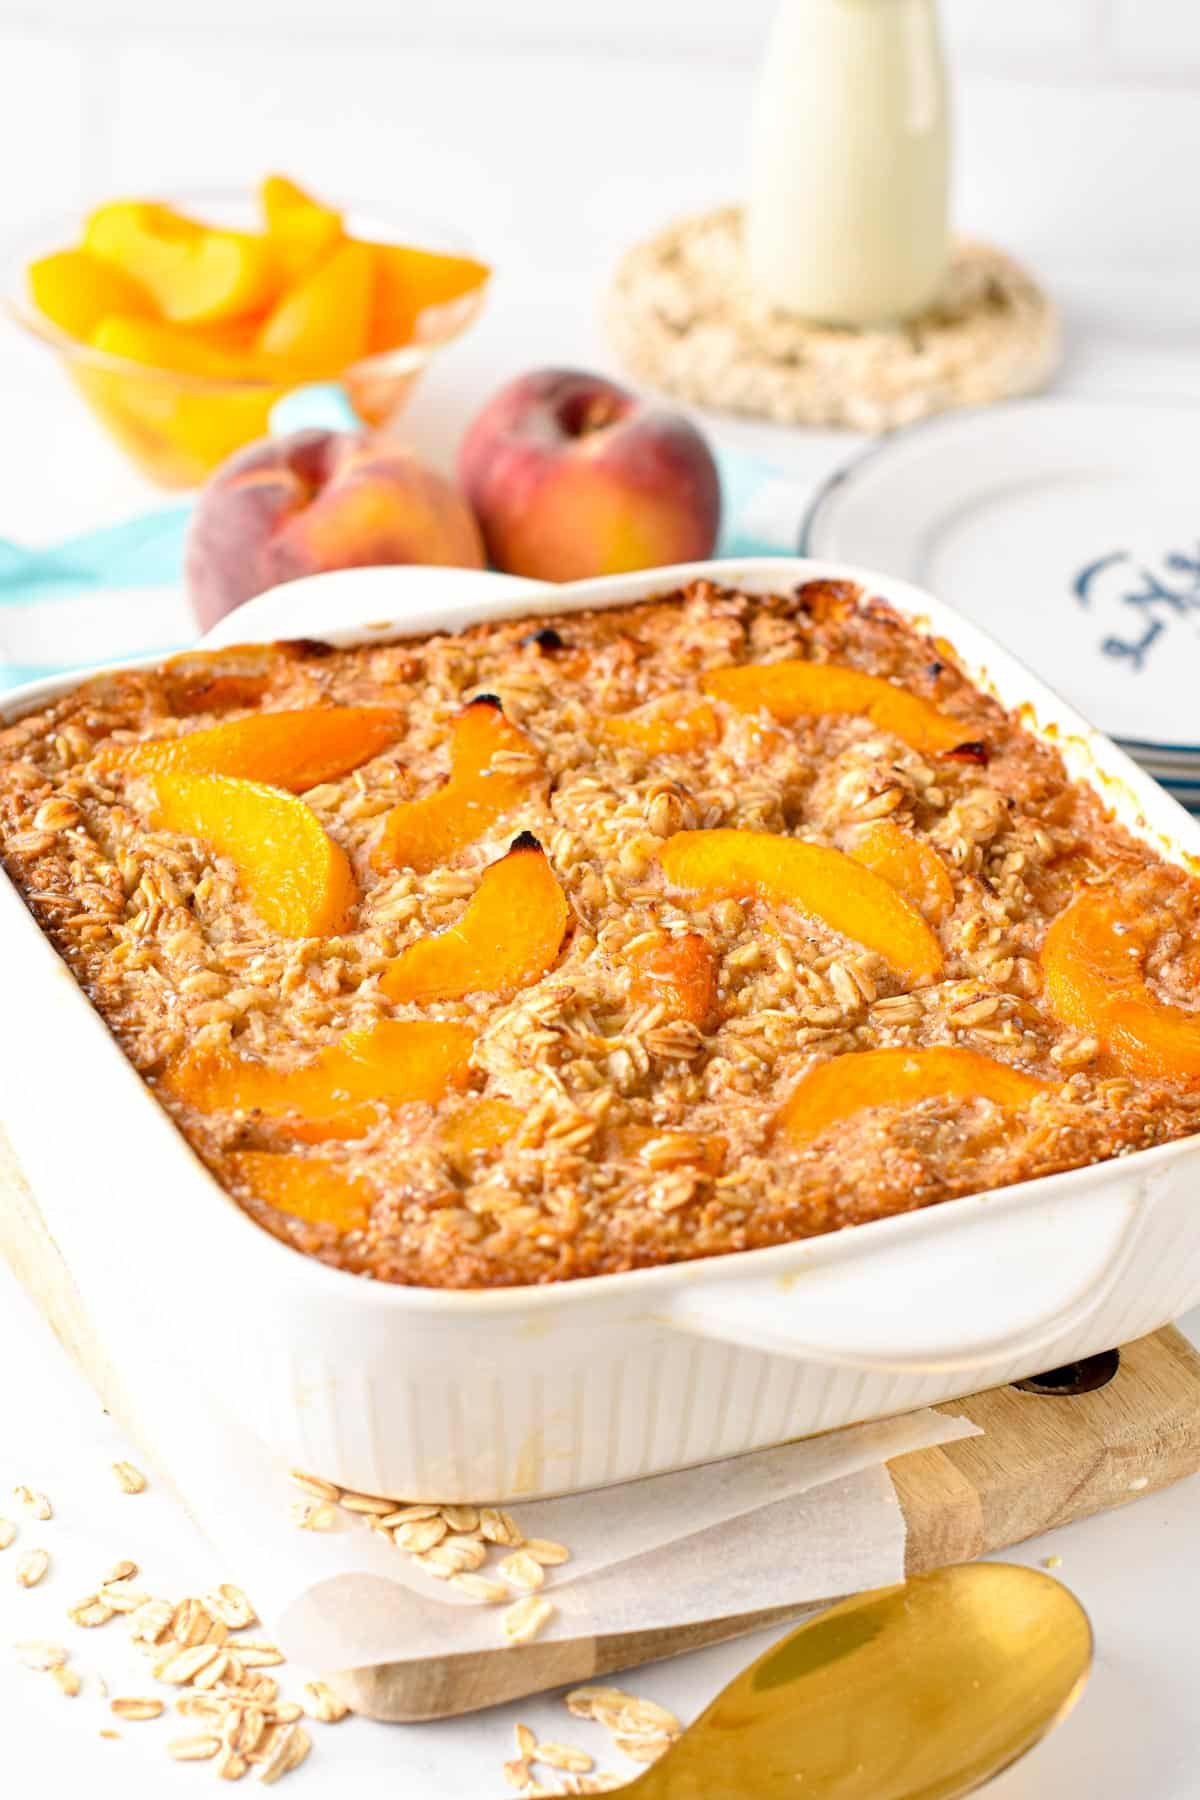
[2,188,490,490]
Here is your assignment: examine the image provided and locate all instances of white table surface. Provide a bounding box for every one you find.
[3,242,1200,1792]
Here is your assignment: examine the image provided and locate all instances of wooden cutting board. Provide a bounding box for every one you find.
[5,1126,1200,1721]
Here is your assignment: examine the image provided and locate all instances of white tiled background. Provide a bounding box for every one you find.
[3,0,1200,275]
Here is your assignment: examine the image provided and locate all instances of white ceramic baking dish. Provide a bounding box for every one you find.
[3,556,1200,1504]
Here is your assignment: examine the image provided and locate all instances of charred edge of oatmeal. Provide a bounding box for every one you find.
[520,627,567,652]
[286,637,338,660]
[944,740,991,766]
[468,692,504,712]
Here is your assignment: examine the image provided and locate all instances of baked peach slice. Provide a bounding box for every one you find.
[228,1150,373,1233]
[1042,890,1200,1083]
[658,829,943,982]
[381,835,569,1004]
[160,648,277,717]
[372,696,540,874]
[627,931,719,1028]
[846,820,955,924]
[701,660,972,755]
[106,705,403,792]
[164,1017,474,1141]
[778,1045,1050,1146]
[600,694,719,755]
[151,772,356,938]
[439,1096,524,1173]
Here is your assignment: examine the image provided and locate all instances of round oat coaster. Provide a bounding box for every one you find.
[606,206,1060,433]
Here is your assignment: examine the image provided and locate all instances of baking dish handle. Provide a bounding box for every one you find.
[662,1177,1150,1376]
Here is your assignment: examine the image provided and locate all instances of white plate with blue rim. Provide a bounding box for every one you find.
[801,396,1200,810]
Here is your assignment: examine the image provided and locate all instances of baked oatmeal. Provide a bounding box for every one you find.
[2,576,1199,1289]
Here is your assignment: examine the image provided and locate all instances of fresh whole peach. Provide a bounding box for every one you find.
[457,368,721,581]
[186,427,485,631]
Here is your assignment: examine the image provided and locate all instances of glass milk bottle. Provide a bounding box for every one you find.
[746,0,950,326]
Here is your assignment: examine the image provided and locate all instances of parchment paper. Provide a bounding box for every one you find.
[82,1305,979,1671]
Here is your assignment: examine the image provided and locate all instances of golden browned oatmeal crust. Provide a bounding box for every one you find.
[2,577,1199,1289]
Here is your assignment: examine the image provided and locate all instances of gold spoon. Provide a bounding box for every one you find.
[624,1564,1092,1799]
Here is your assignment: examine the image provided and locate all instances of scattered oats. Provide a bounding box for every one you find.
[111,1461,147,1494]
[177,1694,229,1724]
[499,1549,546,1592]
[480,1508,524,1547]
[53,1665,82,1698]
[288,1469,340,1503]
[16,1547,49,1587]
[247,1722,282,1767]
[503,1758,532,1790]
[170,1734,221,1762]
[285,1730,312,1776]
[337,1491,396,1516]
[535,1741,594,1773]
[415,1543,477,1579]
[152,1642,224,1685]
[15,1640,67,1669]
[439,1504,481,1533]
[614,1734,674,1764]
[618,1698,681,1737]
[290,1498,337,1532]
[502,1594,554,1644]
[104,1559,139,1584]
[237,1675,279,1707]
[215,1746,247,1781]
[171,1598,216,1645]
[205,1584,258,1630]
[589,1701,629,1734]
[514,1722,537,1759]
[440,1535,487,1570]
[393,1517,448,1554]
[99,1728,121,1740]
[127,1598,174,1643]
[100,1579,150,1614]
[270,1702,303,1725]
[224,1705,267,1756]
[191,1652,232,1691]
[376,1505,440,1528]
[0,1519,14,1550]
[111,1696,164,1720]
[449,1572,510,1604]
[301,1680,349,1723]
[257,1723,308,1785]
[522,1538,571,1568]
[233,1640,285,1669]
[1041,1554,1063,1571]
[94,1676,109,1699]
[565,1687,637,1721]
[14,1487,52,1520]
